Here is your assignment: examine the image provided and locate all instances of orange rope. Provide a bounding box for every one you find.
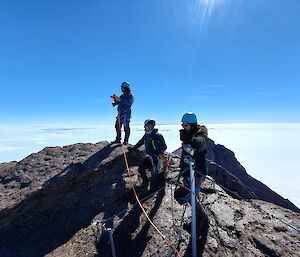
[117,114,182,257]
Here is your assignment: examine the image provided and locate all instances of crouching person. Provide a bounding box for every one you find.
[131,119,167,192]
[175,112,209,256]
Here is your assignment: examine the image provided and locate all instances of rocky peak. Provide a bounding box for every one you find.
[0,141,299,257]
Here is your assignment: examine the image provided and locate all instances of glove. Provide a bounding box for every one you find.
[183,144,194,156]
[127,145,133,151]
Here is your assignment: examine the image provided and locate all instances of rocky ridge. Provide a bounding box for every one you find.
[0,141,299,257]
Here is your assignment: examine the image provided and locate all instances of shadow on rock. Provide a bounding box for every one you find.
[0,144,133,257]
[182,204,209,257]
[174,187,209,257]
[96,189,165,257]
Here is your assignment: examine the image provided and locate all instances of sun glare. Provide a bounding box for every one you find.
[200,0,217,6]
[194,0,223,27]
[200,0,218,13]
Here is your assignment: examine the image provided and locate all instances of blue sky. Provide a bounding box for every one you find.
[0,0,299,124]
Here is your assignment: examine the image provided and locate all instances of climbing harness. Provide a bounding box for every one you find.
[157,153,171,175]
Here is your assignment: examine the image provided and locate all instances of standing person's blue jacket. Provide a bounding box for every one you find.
[114,92,134,117]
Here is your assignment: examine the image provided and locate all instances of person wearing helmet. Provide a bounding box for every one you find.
[111,81,134,145]
[179,112,208,183]
[174,112,209,256]
[131,119,167,191]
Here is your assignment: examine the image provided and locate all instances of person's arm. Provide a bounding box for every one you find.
[132,135,145,150]
[156,134,167,154]
[120,94,134,107]
[191,135,206,152]
[112,95,120,106]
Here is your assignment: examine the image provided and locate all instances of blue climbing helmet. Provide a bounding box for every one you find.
[144,119,156,127]
[181,112,197,124]
[121,81,130,89]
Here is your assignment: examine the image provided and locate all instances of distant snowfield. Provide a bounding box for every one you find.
[0,123,299,208]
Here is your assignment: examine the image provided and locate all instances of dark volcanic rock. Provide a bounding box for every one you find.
[0,141,299,257]
[173,138,300,213]
[206,161,256,199]
[209,139,300,213]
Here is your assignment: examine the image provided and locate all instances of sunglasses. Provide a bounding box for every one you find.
[182,124,190,128]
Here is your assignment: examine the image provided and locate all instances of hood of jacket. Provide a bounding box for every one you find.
[180,125,208,138]
[195,125,208,137]
[146,128,158,136]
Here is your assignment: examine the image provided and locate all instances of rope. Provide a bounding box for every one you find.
[101,186,165,225]
[117,114,183,257]
[98,169,190,226]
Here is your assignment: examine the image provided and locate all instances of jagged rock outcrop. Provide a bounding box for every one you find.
[0,142,299,257]
[173,138,300,213]
[211,141,299,212]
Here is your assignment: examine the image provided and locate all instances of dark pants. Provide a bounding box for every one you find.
[115,117,130,143]
[138,156,165,191]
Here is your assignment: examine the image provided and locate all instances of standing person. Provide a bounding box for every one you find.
[111,81,134,145]
[131,119,167,191]
[175,112,209,256]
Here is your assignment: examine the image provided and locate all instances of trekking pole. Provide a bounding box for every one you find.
[184,155,197,257]
[107,228,117,257]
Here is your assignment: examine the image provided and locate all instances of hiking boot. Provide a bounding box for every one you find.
[123,141,128,145]
[111,139,121,144]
